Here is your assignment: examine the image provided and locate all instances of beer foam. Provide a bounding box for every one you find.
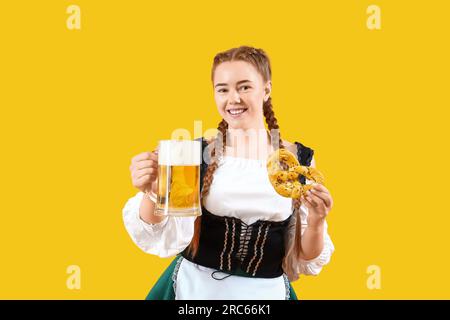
[158,140,201,166]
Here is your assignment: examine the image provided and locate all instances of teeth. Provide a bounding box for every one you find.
[228,108,246,115]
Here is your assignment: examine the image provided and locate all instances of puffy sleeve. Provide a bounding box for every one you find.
[122,191,196,258]
[297,203,335,276]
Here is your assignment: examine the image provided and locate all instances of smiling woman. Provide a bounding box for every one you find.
[122,45,335,300]
[213,60,272,131]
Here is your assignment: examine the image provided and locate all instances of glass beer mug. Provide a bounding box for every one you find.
[154,139,202,217]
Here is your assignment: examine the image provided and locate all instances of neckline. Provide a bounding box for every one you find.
[221,141,300,162]
[221,155,268,163]
[201,138,302,165]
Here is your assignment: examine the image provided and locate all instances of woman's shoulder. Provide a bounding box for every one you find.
[282,139,314,151]
[282,139,315,166]
[281,140,297,154]
[199,136,215,145]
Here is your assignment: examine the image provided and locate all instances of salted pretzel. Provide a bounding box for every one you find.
[267,148,324,199]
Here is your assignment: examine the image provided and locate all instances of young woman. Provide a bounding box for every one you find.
[123,46,335,300]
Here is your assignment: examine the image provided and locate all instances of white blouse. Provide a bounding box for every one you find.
[122,155,335,300]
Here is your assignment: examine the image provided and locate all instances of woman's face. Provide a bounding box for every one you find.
[213,60,271,130]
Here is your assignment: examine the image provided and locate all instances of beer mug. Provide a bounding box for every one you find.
[154,140,202,217]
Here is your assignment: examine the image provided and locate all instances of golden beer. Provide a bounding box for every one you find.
[154,140,202,217]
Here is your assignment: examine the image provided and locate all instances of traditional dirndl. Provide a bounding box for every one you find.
[144,137,312,300]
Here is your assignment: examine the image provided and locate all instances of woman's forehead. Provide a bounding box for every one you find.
[213,61,262,85]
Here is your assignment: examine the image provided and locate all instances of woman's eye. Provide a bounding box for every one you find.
[218,89,228,93]
[239,86,250,91]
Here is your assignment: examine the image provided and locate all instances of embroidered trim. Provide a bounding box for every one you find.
[283,273,290,300]
[219,219,229,270]
[246,224,263,273]
[227,219,236,271]
[251,223,271,276]
[172,256,184,300]
[236,224,252,262]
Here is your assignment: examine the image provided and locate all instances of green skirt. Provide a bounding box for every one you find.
[146,255,298,300]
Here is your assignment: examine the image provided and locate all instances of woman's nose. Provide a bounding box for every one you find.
[228,89,241,104]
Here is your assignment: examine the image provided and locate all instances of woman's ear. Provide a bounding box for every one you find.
[263,81,272,102]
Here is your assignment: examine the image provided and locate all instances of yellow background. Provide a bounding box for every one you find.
[0,1,449,299]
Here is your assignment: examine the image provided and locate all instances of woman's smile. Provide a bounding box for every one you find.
[227,107,248,118]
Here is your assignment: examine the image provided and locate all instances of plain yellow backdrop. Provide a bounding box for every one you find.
[0,1,449,299]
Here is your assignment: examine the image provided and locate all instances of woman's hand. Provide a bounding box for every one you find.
[301,183,333,229]
[129,149,159,194]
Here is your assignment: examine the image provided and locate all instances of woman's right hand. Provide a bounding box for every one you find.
[129,150,159,194]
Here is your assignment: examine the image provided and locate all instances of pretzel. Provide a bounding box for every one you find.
[267,148,324,199]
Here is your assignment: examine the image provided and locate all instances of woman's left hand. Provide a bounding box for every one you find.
[301,183,334,229]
